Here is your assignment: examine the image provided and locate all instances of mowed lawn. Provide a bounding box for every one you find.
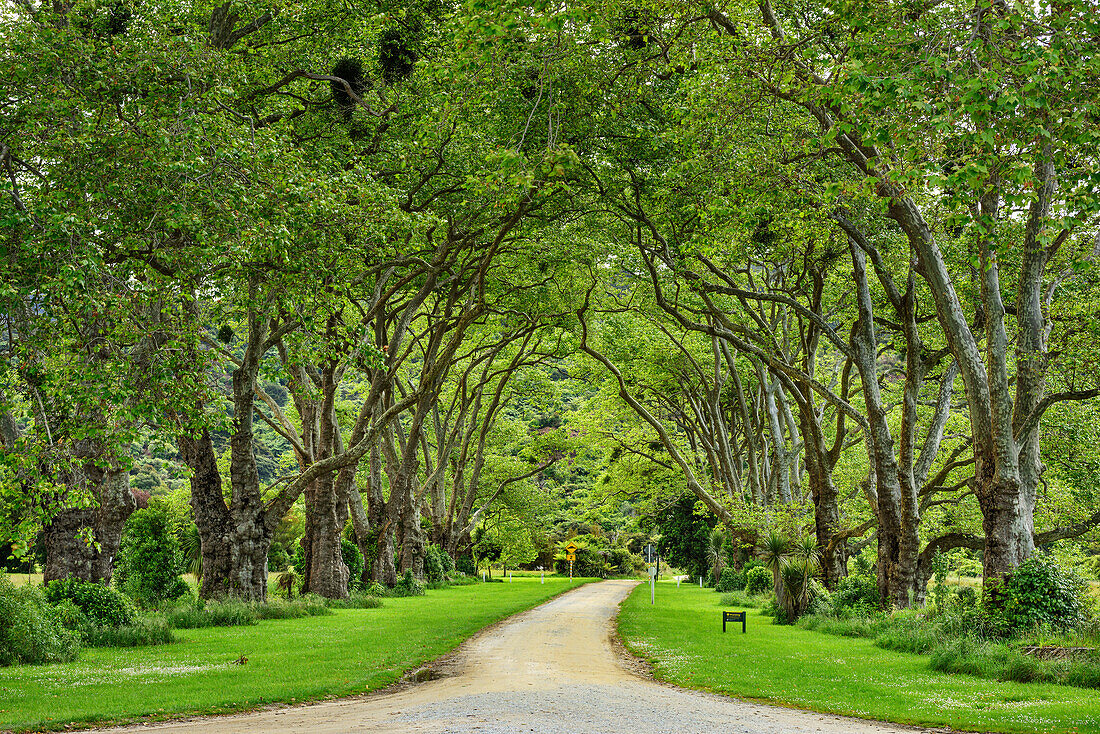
[617,581,1100,734]
[0,577,589,732]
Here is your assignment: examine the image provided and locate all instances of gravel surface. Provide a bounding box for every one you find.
[90,580,938,734]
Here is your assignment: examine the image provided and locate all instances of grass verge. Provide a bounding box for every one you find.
[617,580,1100,734]
[0,576,593,732]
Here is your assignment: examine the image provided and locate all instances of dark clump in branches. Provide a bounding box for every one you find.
[378,28,418,84]
[75,2,133,38]
[330,57,370,118]
[616,10,656,49]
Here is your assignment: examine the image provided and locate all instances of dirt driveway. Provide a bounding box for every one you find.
[92,580,934,733]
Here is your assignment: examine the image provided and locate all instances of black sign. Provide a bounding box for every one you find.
[723,611,746,634]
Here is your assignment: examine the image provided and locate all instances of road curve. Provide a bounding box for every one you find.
[93,580,932,733]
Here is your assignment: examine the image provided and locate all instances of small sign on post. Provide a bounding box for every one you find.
[565,542,578,582]
[723,611,747,634]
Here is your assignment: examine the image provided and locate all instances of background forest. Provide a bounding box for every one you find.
[2,0,1099,649]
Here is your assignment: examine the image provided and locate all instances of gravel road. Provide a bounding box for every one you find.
[92,580,938,733]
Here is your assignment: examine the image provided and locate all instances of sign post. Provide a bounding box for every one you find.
[565,542,577,582]
[644,544,658,605]
[538,565,544,584]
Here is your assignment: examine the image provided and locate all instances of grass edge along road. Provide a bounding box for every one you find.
[616,581,1100,734]
[0,576,595,733]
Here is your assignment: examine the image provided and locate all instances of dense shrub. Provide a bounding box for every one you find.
[267,541,290,572]
[52,599,93,638]
[342,539,364,591]
[715,567,745,593]
[363,580,387,597]
[744,566,771,595]
[44,578,136,628]
[0,577,80,665]
[606,547,635,575]
[390,570,426,597]
[831,574,880,616]
[997,554,1090,633]
[555,545,610,577]
[425,544,446,583]
[455,554,475,575]
[116,505,190,607]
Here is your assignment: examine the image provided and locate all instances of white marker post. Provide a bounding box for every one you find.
[649,565,656,604]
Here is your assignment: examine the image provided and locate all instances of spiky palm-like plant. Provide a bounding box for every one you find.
[781,556,820,621]
[277,568,300,599]
[762,530,790,608]
[706,526,727,585]
[793,534,820,563]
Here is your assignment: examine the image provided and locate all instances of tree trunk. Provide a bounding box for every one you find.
[301,472,350,598]
[43,465,135,585]
[179,428,272,600]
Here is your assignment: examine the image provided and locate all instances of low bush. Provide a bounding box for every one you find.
[0,577,80,666]
[163,598,256,629]
[362,580,387,597]
[606,547,635,575]
[446,575,478,586]
[719,590,767,608]
[744,566,771,596]
[44,578,136,628]
[163,595,334,627]
[930,637,1100,689]
[325,592,384,609]
[83,617,173,648]
[872,609,940,654]
[389,570,426,597]
[255,596,332,619]
[799,612,883,639]
[52,598,93,638]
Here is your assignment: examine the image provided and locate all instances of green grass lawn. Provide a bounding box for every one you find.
[0,576,591,733]
[617,581,1100,734]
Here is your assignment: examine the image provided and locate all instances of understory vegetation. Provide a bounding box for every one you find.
[705,537,1100,690]
[0,578,591,733]
[619,582,1100,734]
